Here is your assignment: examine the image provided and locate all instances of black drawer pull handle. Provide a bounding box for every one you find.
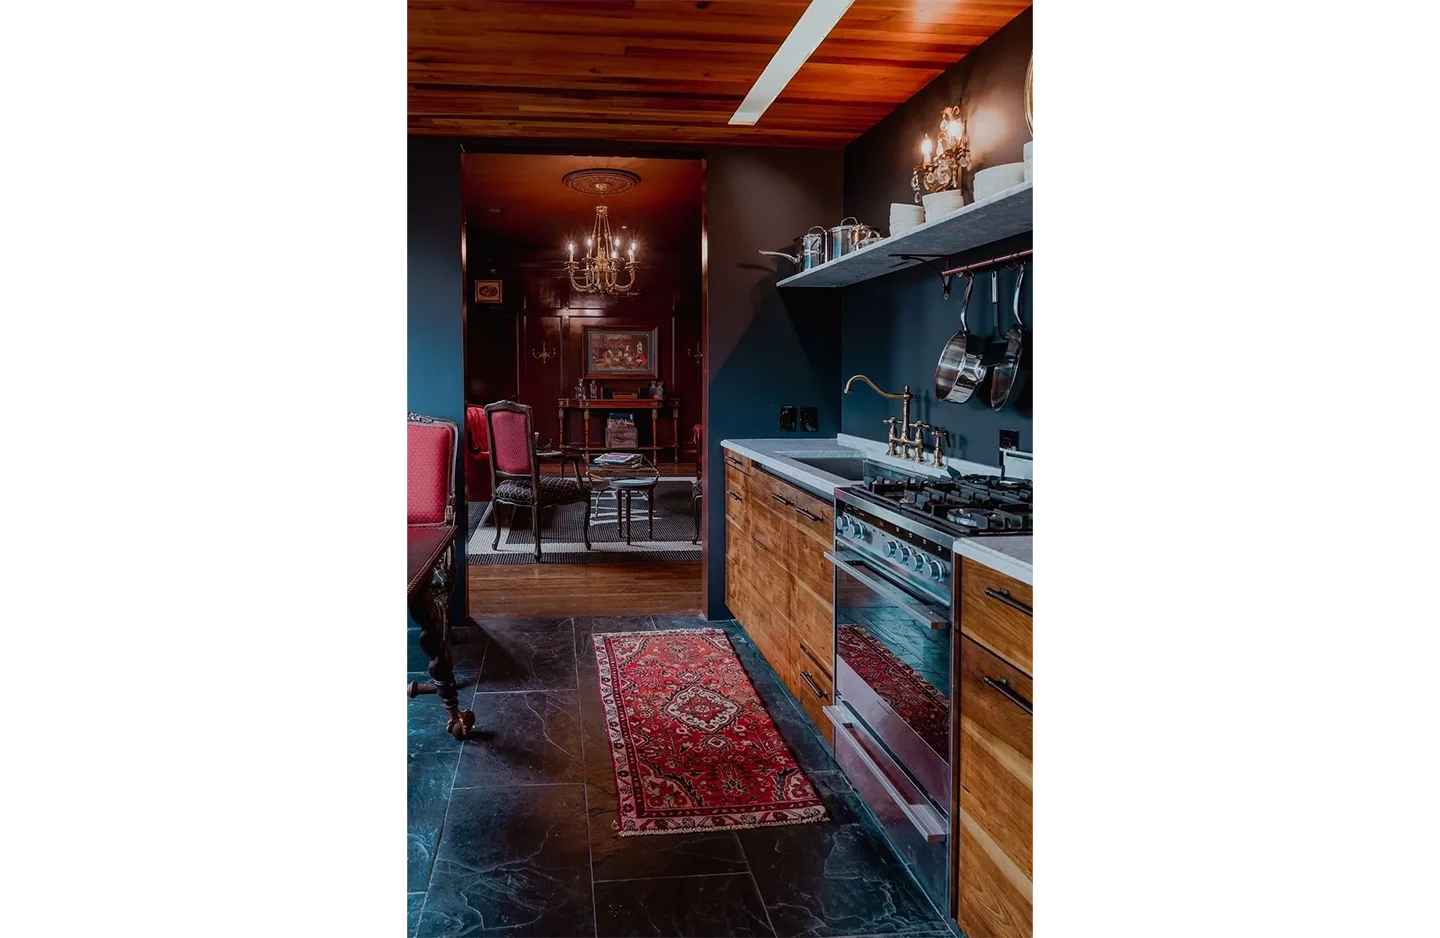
[983,676,1033,715]
[794,505,821,522]
[726,490,742,501]
[984,587,1033,617]
[769,492,793,506]
[799,670,828,700]
[725,456,744,469]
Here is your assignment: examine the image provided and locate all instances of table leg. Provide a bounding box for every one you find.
[673,406,680,464]
[648,487,654,540]
[558,406,566,451]
[583,406,590,456]
[651,409,658,458]
[625,491,633,545]
[408,547,474,739]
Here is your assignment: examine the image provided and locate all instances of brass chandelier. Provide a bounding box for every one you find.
[562,169,640,296]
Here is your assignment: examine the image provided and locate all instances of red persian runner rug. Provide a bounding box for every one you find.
[836,624,950,756]
[592,628,828,836]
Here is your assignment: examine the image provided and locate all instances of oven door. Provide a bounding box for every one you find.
[827,548,952,805]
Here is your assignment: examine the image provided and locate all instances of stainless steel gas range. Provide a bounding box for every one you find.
[824,470,1033,913]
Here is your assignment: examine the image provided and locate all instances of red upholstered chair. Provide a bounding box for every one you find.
[464,404,490,502]
[407,412,458,526]
[484,400,590,561]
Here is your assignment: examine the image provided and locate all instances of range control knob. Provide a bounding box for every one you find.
[852,521,871,542]
[896,544,913,565]
[835,515,852,536]
[927,559,949,581]
[911,551,928,572]
[884,539,900,559]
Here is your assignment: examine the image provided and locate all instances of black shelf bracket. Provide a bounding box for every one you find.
[891,253,954,299]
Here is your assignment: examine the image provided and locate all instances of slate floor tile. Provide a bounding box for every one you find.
[408,893,425,937]
[739,820,941,937]
[408,750,460,893]
[586,783,750,882]
[416,784,593,938]
[593,873,775,938]
[474,619,577,692]
[453,691,582,788]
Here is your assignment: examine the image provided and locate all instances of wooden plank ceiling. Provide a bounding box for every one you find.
[409,0,1033,147]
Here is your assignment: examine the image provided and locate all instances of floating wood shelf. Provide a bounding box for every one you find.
[776,182,1032,289]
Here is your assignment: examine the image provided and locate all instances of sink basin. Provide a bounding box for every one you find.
[791,455,871,480]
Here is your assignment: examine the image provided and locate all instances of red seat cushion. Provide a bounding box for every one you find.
[407,422,453,524]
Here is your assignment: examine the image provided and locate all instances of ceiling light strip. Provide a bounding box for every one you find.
[728,0,856,126]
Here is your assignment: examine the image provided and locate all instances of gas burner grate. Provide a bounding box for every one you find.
[850,473,1032,537]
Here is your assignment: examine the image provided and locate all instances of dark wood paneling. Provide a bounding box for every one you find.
[409,1,1034,147]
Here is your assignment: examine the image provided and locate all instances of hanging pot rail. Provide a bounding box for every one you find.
[941,248,1032,278]
[890,248,1033,300]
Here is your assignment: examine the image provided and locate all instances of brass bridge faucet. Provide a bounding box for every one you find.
[843,375,921,460]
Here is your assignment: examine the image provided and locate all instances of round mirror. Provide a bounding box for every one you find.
[1024,54,1033,134]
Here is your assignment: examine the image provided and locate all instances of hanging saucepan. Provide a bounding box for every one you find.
[758,226,827,271]
[935,272,989,404]
[987,262,1027,410]
[828,217,883,260]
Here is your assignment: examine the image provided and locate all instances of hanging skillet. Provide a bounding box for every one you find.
[934,272,988,404]
[988,262,1027,410]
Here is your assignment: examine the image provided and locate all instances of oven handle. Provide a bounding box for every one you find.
[825,706,948,843]
[825,551,949,630]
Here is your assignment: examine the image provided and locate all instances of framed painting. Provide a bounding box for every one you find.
[473,279,503,304]
[583,326,658,379]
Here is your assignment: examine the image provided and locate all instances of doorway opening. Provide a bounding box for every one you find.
[460,153,706,617]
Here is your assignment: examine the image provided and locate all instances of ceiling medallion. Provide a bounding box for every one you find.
[563,169,642,296]
[562,168,641,196]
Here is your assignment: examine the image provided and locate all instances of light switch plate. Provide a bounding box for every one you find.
[799,406,818,432]
[779,405,797,432]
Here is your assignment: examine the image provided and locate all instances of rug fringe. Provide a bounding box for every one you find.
[613,808,830,837]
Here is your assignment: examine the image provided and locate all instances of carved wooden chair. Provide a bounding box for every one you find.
[483,400,591,561]
[406,412,474,738]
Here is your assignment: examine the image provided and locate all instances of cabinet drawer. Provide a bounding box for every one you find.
[957,558,1033,676]
[787,484,834,550]
[721,447,752,476]
[749,490,793,555]
[724,463,750,532]
[780,639,834,744]
[788,582,833,672]
[789,522,834,603]
[957,634,1032,938]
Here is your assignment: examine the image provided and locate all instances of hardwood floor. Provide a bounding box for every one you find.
[468,561,702,617]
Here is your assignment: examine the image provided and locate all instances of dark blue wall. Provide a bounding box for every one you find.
[840,8,1033,461]
[408,137,467,624]
[703,148,845,618]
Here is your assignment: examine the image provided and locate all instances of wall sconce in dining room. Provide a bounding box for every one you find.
[531,339,557,363]
[685,342,703,365]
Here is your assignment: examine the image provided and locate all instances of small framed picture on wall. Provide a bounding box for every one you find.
[473,280,503,304]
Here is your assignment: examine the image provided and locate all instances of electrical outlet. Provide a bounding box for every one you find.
[779,405,797,432]
[999,428,1020,450]
[799,406,818,432]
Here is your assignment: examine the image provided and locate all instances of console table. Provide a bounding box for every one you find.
[557,398,681,464]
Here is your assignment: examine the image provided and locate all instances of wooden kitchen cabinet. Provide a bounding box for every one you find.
[722,445,835,744]
[955,560,1033,938]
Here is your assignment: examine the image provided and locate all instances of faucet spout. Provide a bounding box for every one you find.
[843,374,906,399]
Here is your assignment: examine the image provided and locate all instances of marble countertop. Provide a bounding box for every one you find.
[720,434,1033,585]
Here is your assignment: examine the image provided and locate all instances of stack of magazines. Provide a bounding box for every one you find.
[593,452,643,467]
